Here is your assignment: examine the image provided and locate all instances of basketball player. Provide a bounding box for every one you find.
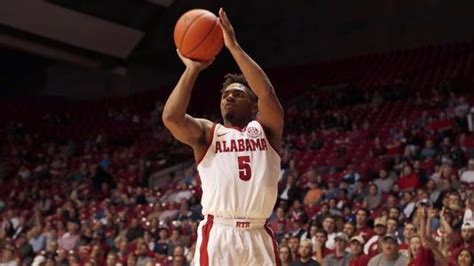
[162,8,284,266]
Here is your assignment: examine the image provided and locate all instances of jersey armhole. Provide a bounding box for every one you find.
[255,119,281,157]
[196,123,217,165]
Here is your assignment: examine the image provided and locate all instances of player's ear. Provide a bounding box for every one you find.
[251,102,258,115]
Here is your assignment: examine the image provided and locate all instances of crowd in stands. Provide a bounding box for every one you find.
[1,47,474,265]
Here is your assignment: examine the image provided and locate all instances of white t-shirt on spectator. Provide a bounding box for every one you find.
[403,202,416,219]
[464,208,473,225]
[325,232,337,250]
[460,171,474,184]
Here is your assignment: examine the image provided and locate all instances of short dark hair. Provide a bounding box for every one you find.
[315,228,328,237]
[222,73,257,103]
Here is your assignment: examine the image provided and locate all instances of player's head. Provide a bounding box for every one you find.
[220,73,258,124]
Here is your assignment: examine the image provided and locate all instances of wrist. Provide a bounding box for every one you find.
[227,42,241,52]
[186,65,201,74]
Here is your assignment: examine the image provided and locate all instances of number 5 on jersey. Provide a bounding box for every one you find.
[238,156,252,181]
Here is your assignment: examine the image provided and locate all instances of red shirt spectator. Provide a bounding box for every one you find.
[398,165,420,191]
[349,254,370,266]
[408,246,435,266]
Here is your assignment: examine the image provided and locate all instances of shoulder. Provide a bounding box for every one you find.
[397,254,409,262]
[368,254,382,265]
[324,253,336,260]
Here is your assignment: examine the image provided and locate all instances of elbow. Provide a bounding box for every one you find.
[162,112,177,128]
[278,107,285,120]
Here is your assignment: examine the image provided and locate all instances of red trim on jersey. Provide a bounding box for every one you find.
[196,123,217,165]
[264,223,281,266]
[200,215,214,266]
[255,119,281,156]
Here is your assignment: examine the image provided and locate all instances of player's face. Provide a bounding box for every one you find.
[220,83,256,122]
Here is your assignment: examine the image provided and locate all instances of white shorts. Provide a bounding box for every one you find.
[193,215,280,266]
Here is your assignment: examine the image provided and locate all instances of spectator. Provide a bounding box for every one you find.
[28,226,46,253]
[398,165,420,191]
[367,234,408,266]
[58,221,80,251]
[291,239,320,266]
[460,159,474,185]
[464,194,474,225]
[279,245,293,266]
[348,235,369,266]
[126,218,145,242]
[312,229,332,265]
[420,139,437,159]
[279,175,303,207]
[386,218,399,236]
[322,232,351,266]
[288,236,300,262]
[105,252,117,266]
[342,164,361,185]
[172,245,189,266]
[364,217,387,258]
[373,169,395,194]
[342,222,356,239]
[362,184,382,211]
[303,181,323,207]
[448,222,474,263]
[321,215,337,250]
[456,249,473,266]
[399,223,417,255]
[14,233,34,264]
[354,209,374,242]
[0,245,19,266]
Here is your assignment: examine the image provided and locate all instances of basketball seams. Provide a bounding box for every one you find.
[178,11,209,51]
[183,16,219,58]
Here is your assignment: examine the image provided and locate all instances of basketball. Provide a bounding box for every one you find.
[174,9,224,61]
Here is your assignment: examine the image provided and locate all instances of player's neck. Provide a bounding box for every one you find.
[223,118,250,129]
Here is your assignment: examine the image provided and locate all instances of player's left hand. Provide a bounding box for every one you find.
[176,49,214,71]
[219,8,239,50]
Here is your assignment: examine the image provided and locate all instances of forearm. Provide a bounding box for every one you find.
[162,67,199,124]
[419,216,427,245]
[440,218,453,235]
[426,217,432,238]
[228,45,275,98]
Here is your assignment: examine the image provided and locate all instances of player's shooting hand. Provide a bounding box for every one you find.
[219,8,239,50]
[177,49,214,71]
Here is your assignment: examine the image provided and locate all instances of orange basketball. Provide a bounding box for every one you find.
[174,9,224,61]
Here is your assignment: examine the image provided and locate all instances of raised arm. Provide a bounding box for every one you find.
[439,207,453,236]
[219,8,284,153]
[417,207,428,247]
[162,51,214,160]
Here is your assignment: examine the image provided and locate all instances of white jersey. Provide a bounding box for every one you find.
[197,120,281,219]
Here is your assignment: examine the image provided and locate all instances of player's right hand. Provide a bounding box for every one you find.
[177,49,214,71]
